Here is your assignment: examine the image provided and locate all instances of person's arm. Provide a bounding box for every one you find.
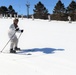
[15,26,24,33]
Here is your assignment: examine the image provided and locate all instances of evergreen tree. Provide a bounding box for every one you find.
[0,5,17,17]
[53,0,65,14]
[8,5,15,13]
[0,6,8,14]
[33,1,48,19]
[67,0,76,13]
[7,5,17,17]
[66,0,76,21]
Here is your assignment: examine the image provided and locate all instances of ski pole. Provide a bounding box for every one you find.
[18,32,22,40]
[0,32,16,52]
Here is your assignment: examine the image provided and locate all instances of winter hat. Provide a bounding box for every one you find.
[14,18,19,22]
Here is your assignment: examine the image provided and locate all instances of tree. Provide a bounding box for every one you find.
[0,5,17,17]
[52,0,67,21]
[53,0,65,14]
[67,0,76,13]
[33,1,48,19]
[8,5,15,13]
[7,5,17,17]
[0,6,8,14]
[66,0,76,21]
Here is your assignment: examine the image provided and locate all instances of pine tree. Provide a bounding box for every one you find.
[8,5,15,13]
[53,0,65,14]
[0,5,17,17]
[0,6,8,14]
[67,0,76,13]
[8,5,17,17]
[33,1,48,19]
[66,0,76,21]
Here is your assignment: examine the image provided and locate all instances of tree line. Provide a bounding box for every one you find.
[0,0,76,21]
[0,5,17,17]
[33,0,76,21]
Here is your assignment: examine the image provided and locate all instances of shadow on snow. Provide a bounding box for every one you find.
[17,48,64,54]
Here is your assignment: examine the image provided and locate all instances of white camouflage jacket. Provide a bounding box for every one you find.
[8,24,21,39]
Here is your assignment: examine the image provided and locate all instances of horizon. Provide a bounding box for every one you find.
[0,0,74,15]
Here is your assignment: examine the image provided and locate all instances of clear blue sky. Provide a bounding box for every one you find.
[0,0,73,15]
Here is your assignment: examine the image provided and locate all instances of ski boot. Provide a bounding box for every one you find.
[10,49,16,53]
[14,47,21,51]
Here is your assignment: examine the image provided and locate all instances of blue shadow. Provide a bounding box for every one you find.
[17,48,64,54]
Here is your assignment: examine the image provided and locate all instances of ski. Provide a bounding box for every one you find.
[0,50,32,55]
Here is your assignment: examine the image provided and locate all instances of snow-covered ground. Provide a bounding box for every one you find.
[0,18,76,75]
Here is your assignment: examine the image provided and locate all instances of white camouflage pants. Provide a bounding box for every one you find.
[10,36,18,49]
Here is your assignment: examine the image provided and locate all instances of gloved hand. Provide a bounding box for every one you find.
[21,30,24,33]
[15,28,19,31]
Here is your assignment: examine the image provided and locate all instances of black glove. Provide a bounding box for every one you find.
[15,28,19,31]
[21,30,24,33]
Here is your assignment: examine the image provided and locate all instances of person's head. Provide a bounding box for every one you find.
[13,18,19,25]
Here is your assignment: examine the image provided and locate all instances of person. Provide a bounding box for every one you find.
[8,18,24,53]
[68,16,71,23]
[48,15,51,21]
[31,15,34,20]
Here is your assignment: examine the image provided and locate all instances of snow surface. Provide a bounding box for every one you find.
[0,18,76,75]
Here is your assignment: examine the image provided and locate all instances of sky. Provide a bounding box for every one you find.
[0,0,74,15]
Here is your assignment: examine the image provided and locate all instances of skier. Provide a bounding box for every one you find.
[8,18,23,53]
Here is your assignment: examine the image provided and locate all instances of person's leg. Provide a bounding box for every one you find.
[10,41,14,50]
[10,41,16,53]
[14,36,20,50]
[10,35,17,53]
[14,36,18,48]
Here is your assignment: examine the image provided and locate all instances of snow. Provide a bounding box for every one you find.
[0,18,76,75]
